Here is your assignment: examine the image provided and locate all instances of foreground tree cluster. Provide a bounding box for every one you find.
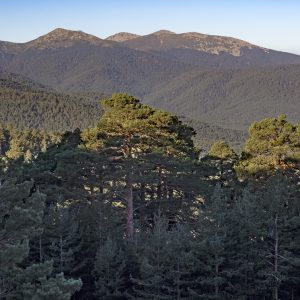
[0,94,299,299]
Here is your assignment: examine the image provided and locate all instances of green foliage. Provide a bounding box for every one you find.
[0,180,45,273]
[209,140,236,159]
[245,115,300,160]
[82,93,196,158]
[182,117,247,151]
[16,261,82,300]
[0,179,81,299]
[191,184,231,298]
[94,238,127,299]
[81,94,206,242]
[0,100,299,300]
[0,72,102,132]
[44,198,81,276]
[237,116,300,175]
[128,215,196,300]
[146,64,300,130]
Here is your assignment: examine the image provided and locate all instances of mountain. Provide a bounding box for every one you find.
[0,28,299,135]
[23,28,108,49]
[144,64,300,129]
[106,32,141,42]
[121,30,256,55]
[0,28,108,51]
[119,30,300,68]
[0,28,192,95]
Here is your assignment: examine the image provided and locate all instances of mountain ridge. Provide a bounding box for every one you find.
[1,27,300,133]
[0,28,114,52]
[2,28,300,56]
[144,64,300,129]
[121,30,261,56]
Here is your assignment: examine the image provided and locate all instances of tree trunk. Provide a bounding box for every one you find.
[273,214,279,300]
[126,179,134,241]
[139,182,147,231]
[39,236,43,262]
[215,255,219,299]
[177,261,181,300]
[157,167,162,201]
[60,234,63,273]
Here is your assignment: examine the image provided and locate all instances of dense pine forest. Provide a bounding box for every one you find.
[0,94,299,299]
[0,72,103,132]
[0,71,247,150]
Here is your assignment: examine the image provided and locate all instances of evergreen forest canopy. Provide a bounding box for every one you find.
[0,94,299,300]
[0,71,247,150]
[0,71,103,132]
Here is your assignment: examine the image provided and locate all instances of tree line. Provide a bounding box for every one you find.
[0,94,299,299]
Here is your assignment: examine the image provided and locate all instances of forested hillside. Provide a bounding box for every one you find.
[1,29,192,95]
[0,72,248,149]
[0,72,102,131]
[182,117,247,150]
[145,64,300,129]
[1,28,300,132]
[1,94,299,299]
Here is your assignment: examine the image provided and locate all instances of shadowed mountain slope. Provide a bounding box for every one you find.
[1,28,299,136]
[0,71,102,131]
[0,29,192,94]
[144,64,300,129]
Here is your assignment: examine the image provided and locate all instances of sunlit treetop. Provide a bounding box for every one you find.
[82,94,197,158]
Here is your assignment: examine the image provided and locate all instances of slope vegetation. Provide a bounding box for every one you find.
[0,72,102,131]
[145,64,300,129]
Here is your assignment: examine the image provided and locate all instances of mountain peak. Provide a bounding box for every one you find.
[122,30,260,56]
[152,30,176,35]
[48,27,73,35]
[26,28,105,49]
[106,32,140,42]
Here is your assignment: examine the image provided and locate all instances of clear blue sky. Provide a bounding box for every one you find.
[1,0,299,54]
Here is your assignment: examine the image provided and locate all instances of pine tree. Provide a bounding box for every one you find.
[224,185,262,299]
[93,237,127,299]
[191,184,232,299]
[44,196,81,277]
[131,213,174,300]
[166,224,196,299]
[237,115,300,174]
[81,94,197,241]
[208,140,236,160]
[254,174,299,300]
[0,179,82,299]
[15,261,82,300]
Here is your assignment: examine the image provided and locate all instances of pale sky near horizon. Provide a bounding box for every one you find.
[0,0,299,55]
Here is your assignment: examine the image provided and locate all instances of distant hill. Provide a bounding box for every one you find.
[0,71,102,131]
[119,30,300,68]
[181,117,247,151]
[1,28,300,95]
[0,29,192,95]
[0,72,247,149]
[121,30,258,55]
[144,64,300,129]
[0,71,48,90]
